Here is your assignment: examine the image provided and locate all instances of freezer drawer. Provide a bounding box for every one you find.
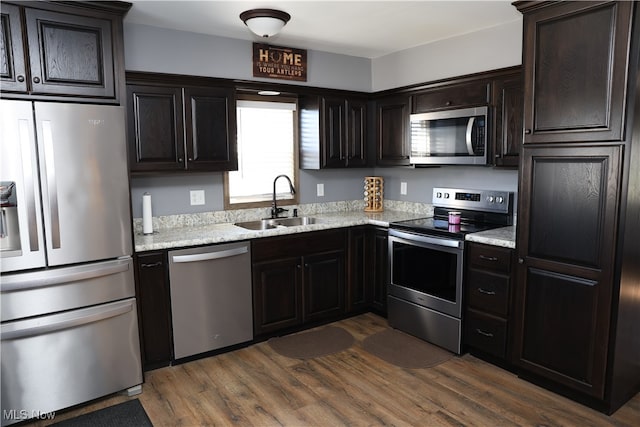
[169,242,253,359]
[0,298,143,426]
[0,257,135,322]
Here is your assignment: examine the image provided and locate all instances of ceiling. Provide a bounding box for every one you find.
[124,1,522,59]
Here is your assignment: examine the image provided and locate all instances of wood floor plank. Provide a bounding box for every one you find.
[24,313,639,427]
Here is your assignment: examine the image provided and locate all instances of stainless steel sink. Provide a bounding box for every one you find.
[234,217,321,230]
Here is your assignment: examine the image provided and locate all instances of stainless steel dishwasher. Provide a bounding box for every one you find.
[168,241,253,359]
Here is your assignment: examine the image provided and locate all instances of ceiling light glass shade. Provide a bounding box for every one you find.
[240,9,291,38]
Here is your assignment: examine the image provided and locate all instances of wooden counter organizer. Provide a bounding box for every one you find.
[364,176,384,212]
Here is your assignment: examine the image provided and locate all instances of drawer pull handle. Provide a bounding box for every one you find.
[479,255,498,262]
[476,329,494,338]
[477,288,496,296]
[141,261,162,268]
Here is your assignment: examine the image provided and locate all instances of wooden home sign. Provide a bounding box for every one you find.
[252,43,307,82]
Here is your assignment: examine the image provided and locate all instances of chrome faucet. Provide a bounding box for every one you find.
[271,174,296,219]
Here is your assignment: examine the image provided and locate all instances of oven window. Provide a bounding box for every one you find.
[391,241,458,302]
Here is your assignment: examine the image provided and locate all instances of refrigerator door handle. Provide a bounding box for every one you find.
[18,118,39,251]
[41,120,61,249]
[0,257,131,292]
[1,299,135,340]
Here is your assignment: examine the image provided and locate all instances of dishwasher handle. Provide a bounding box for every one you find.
[171,245,248,264]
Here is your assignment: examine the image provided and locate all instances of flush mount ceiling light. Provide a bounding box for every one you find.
[239,9,291,38]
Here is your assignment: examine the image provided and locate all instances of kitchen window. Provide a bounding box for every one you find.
[224,96,299,209]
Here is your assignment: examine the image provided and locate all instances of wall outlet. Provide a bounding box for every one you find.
[317,183,325,197]
[400,182,408,195]
[190,190,205,206]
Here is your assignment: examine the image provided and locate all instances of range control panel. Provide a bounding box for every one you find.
[432,187,513,214]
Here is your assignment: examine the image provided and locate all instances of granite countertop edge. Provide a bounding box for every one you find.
[464,225,516,249]
[134,211,516,252]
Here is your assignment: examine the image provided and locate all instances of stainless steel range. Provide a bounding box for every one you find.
[387,187,513,354]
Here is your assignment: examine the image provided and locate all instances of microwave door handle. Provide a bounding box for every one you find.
[466,117,476,155]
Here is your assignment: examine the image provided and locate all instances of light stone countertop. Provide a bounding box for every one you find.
[464,225,516,249]
[134,210,430,252]
[134,208,517,252]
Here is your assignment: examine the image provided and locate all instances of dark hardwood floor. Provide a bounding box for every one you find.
[27,313,640,426]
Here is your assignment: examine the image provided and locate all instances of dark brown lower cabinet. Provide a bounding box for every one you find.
[135,252,173,371]
[347,227,369,312]
[370,227,389,314]
[252,230,346,336]
[464,242,514,362]
[252,257,302,334]
[304,250,345,322]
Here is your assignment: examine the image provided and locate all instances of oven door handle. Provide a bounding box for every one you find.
[389,229,463,249]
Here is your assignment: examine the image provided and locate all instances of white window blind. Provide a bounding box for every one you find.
[228,100,297,205]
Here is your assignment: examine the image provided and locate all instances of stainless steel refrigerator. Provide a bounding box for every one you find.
[0,100,142,426]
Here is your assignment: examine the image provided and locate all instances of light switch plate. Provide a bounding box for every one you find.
[317,183,325,197]
[190,190,205,205]
[400,182,408,195]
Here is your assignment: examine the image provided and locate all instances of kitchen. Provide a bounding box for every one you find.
[1,1,639,426]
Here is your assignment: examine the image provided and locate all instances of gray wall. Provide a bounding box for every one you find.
[126,21,521,217]
[372,20,523,91]
[124,23,372,92]
[130,169,376,217]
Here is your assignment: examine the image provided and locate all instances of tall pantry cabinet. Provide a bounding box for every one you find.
[513,1,640,414]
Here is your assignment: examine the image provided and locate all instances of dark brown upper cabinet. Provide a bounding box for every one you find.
[492,70,523,167]
[520,1,633,143]
[1,2,128,102]
[299,95,368,169]
[126,75,237,174]
[0,3,27,93]
[412,80,490,113]
[376,94,411,166]
[127,84,185,172]
[183,86,238,172]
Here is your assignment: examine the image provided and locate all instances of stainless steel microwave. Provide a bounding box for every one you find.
[410,106,488,165]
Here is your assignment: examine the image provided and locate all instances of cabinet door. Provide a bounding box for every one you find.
[514,145,622,398]
[0,3,27,92]
[347,227,369,312]
[371,228,389,314]
[412,81,490,113]
[492,73,523,167]
[184,86,238,171]
[346,98,368,167]
[24,7,116,98]
[127,84,185,172]
[521,1,632,143]
[321,97,346,168]
[252,257,303,335]
[136,252,173,370]
[303,250,345,323]
[376,95,410,166]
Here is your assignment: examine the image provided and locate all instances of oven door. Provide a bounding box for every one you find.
[388,229,464,318]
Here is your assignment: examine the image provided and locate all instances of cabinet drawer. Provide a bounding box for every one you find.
[467,243,512,273]
[464,310,507,358]
[466,269,510,317]
[413,81,490,113]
